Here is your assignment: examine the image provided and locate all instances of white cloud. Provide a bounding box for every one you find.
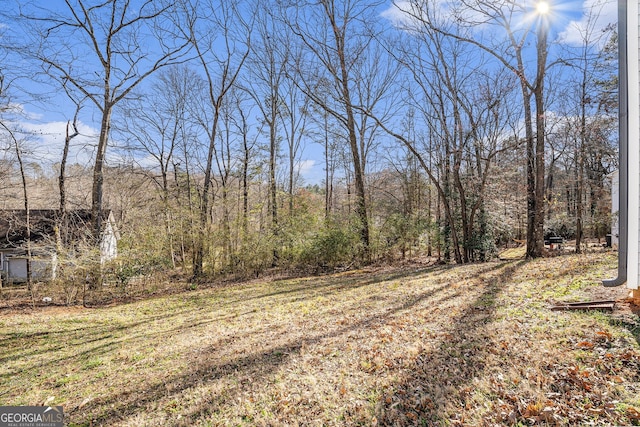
[19,120,99,167]
[297,159,316,174]
[383,0,617,48]
[381,0,539,42]
[556,0,617,46]
[5,103,44,121]
[380,1,417,28]
[380,0,452,31]
[297,159,324,185]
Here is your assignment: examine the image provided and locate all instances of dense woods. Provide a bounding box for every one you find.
[0,0,618,285]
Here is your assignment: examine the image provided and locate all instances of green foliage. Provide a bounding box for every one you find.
[103,259,144,289]
[287,220,361,270]
[470,208,498,262]
[311,225,359,266]
[587,208,612,240]
[232,231,279,276]
[119,225,173,270]
[377,212,429,259]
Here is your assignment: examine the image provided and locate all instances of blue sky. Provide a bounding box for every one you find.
[1,0,618,184]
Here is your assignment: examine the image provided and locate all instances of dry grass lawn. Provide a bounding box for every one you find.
[1,251,639,426]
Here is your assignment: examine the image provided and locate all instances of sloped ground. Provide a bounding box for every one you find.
[0,251,639,426]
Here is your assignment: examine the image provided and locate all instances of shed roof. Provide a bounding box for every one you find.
[0,210,115,250]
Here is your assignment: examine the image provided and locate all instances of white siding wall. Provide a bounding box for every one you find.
[99,214,118,264]
[5,257,54,282]
[7,258,28,282]
[612,170,620,246]
[629,0,640,289]
[100,223,118,264]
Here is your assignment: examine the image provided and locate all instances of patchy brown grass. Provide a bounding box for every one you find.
[1,251,639,426]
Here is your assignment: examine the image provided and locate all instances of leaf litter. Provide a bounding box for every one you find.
[0,251,639,426]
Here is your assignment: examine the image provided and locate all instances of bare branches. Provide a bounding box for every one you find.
[177,0,255,277]
[16,0,192,239]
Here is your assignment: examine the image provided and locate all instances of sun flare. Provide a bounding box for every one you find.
[536,1,550,15]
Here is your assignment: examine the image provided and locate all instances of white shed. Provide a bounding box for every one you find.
[0,209,119,284]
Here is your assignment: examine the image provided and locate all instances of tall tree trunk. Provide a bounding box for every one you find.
[194,109,221,278]
[288,110,296,216]
[576,153,584,253]
[242,123,249,238]
[15,134,31,289]
[187,0,250,278]
[222,183,232,270]
[92,105,113,241]
[59,120,76,215]
[341,80,369,259]
[575,68,589,254]
[162,174,177,269]
[324,114,333,220]
[58,117,78,253]
[269,104,279,267]
[324,3,370,260]
[532,24,548,257]
[523,86,538,258]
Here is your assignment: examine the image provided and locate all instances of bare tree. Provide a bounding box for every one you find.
[215,91,243,270]
[560,3,614,253]
[368,17,521,262]
[392,0,551,258]
[55,92,82,260]
[228,91,261,248]
[0,122,32,289]
[178,0,253,278]
[283,0,389,260]
[59,103,80,216]
[118,65,201,268]
[0,68,34,291]
[17,0,190,240]
[281,53,310,217]
[245,2,289,265]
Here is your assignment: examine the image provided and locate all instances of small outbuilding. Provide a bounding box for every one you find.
[0,209,119,283]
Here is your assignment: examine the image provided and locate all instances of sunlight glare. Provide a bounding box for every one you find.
[536,1,550,15]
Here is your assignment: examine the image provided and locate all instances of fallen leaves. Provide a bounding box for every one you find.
[2,251,639,427]
[577,340,595,349]
[627,406,640,421]
[478,328,640,426]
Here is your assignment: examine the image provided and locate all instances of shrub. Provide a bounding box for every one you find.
[293,222,361,270]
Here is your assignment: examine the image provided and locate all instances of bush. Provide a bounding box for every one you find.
[231,232,278,277]
[292,222,361,270]
[376,213,430,260]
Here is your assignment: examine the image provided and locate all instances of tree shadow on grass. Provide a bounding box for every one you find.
[374,260,526,426]
[2,259,525,425]
[71,278,461,425]
[0,308,209,368]
[3,267,435,391]
[218,265,446,308]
